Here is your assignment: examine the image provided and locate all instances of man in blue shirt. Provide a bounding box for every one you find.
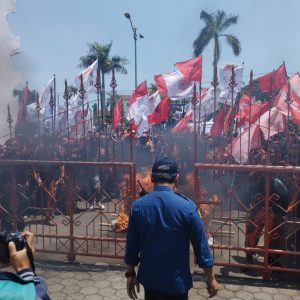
[125,156,218,299]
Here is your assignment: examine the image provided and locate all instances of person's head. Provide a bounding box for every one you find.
[151,156,179,187]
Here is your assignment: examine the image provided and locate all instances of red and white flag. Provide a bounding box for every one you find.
[136,91,163,136]
[126,81,149,124]
[113,98,122,129]
[148,97,170,125]
[236,101,270,128]
[229,124,261,164]
[274,74,300,126]
[218,64,244,101]
[172,110,193,134]
[256,63,286,93]
[256,108,285,139]
[174,56,202,81]
[154,71,199,100]
[198,64,243,119]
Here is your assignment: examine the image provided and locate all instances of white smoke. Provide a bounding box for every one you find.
[0,0,21,140]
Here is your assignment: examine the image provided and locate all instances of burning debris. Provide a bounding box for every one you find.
[112,167,153,232]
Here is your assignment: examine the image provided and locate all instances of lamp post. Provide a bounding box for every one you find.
[124,12,144,88]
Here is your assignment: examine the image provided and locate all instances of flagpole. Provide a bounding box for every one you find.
[198,80,202,134]
[247,71,253,161]
[285,81,292,163]
[7,104,13,139]
[35,93,41,159]
[267,76,274,163]
[49,86,55,135]
[228,65,237,153]
[95,66,101,161]
[79,74,87,160]
[63,79,71,142]
[54,74,56,131]
[193,84,197,164]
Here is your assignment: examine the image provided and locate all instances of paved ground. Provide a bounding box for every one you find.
[4,260,299,300]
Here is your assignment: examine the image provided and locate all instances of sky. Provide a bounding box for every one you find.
[6,0,300,97]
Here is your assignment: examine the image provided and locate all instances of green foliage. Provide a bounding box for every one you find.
[193,10,241,65]
[79,41,128,76]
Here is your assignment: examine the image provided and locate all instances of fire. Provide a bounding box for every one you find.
[181,172,220,220]
[113,167,153,232]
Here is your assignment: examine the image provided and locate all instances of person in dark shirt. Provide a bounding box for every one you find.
[124,156,218,300]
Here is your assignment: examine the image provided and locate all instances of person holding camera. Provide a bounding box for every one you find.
[125,156,218,300]
[0,231,51,300]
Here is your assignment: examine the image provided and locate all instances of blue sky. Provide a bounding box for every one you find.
[8,0,300,96]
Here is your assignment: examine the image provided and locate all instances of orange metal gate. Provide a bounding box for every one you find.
[0,160,136,262]
[194,163,300,279]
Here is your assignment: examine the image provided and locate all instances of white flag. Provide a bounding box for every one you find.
[39,76,55,120]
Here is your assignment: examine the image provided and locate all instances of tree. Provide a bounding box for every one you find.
[193,10,241,67]
[193,10,241,115]
[79,42,128,94]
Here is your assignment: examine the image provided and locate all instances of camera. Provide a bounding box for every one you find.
[0,231,26,264]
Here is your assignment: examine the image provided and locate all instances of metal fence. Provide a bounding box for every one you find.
[0,160,136,262]
[195,163,300,279]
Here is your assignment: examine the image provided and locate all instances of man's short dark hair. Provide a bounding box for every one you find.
[151,156,178,183]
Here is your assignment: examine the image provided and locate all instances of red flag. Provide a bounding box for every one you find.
[172,110,193,134]
[174,56,202,81]
[113,98,122,129]
[236,102,270,127]
[148,97,170,124]
[210,104,227,138]
[257,64,286,92]
[21,82,30,105]
[16,82,30,126]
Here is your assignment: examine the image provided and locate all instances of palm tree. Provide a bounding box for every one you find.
[193,10,241,66]
[79,42,128,95]
[79,42,128,128]
[193,10,241,113]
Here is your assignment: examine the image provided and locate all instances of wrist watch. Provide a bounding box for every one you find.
[125,270,136,278]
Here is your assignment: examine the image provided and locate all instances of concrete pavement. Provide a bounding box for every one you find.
[19,260,300,300]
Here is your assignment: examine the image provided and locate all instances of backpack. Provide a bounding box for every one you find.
[0,272,38,300]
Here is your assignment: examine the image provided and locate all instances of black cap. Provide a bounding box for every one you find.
[152,156,178,179]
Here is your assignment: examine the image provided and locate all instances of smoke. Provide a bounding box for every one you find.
[0,0,21,140]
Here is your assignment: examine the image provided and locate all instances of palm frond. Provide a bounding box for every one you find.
[224,34,241,56]
[193,26,213,56]
[220,15,238,33]
[215,10,226,31]
[200,10,214,27]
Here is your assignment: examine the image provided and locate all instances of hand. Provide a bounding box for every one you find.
[127,276,140,299]
[9,231,35,272]
[206,277,218,298]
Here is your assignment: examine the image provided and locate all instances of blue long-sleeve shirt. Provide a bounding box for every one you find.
[124,185,213,295]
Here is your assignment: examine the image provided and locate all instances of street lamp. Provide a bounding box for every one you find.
[124,12,144,88]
